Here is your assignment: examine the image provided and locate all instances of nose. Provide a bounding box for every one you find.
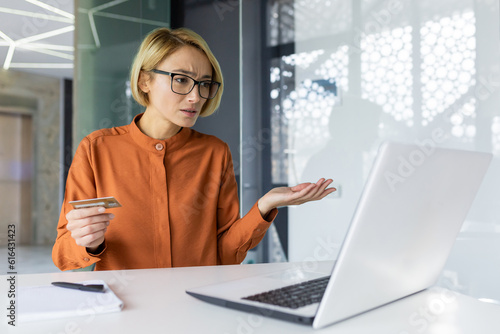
[187,84,202,103]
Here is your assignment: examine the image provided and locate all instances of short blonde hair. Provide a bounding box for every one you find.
[130,27,224,117]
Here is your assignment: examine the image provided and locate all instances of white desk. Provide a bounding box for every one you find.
[2,261,500,334]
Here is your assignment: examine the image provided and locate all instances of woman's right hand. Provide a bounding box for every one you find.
[66,207,115,253]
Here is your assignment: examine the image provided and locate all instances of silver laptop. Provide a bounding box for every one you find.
[186,141,492,329]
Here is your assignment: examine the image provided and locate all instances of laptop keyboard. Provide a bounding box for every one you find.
[242,276,330,309]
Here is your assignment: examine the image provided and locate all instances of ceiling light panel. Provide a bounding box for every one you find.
[0,0,74,77]
[24,0,75,20]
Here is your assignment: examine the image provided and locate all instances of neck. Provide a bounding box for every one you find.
[138,110,181,140]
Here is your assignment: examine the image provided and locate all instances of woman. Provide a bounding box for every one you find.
[52,27,335,271]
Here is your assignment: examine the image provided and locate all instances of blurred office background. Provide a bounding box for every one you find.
[0,0,499,304]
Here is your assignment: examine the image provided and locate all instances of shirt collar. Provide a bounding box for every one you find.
[129,113,191,153]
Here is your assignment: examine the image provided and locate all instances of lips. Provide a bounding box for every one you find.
[181,108,198,118]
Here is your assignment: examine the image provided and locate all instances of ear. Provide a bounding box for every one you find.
[138,71,151,93]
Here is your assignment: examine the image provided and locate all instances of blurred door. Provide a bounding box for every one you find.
[0,110,33,246]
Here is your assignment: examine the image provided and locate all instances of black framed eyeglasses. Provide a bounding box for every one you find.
[151,69,221,100]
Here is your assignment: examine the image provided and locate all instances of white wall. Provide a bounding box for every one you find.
[286,0,500,302]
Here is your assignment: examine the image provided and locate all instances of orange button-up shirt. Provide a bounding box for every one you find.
[52,113,277,271]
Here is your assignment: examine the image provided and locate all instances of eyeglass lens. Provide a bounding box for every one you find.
[171,74,219,99]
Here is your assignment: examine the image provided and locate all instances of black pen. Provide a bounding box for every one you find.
[52,282,105,293]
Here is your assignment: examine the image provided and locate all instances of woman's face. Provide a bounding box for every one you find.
[141,45,213,129]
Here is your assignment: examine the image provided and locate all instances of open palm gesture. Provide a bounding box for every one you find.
[258,178,336,216]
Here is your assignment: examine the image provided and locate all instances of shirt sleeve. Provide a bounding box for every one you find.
[52,137,105,271]
[216,144,278,265]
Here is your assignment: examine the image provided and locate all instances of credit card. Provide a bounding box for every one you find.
[69,196,122,209]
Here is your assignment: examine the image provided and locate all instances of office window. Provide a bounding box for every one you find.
[263,0,500,303]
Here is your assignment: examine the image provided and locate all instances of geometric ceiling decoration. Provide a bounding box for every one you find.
[0,0,169,79]
[0,0,74,78]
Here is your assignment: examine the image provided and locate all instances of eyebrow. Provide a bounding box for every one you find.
[172,69,212,80]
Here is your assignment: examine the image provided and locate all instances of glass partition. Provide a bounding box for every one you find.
[74,0,170,144]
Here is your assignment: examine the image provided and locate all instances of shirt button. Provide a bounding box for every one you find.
[155,143,164,151]
[83,257,90,262]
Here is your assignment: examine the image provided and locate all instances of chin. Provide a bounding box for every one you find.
[180,119,198,128]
